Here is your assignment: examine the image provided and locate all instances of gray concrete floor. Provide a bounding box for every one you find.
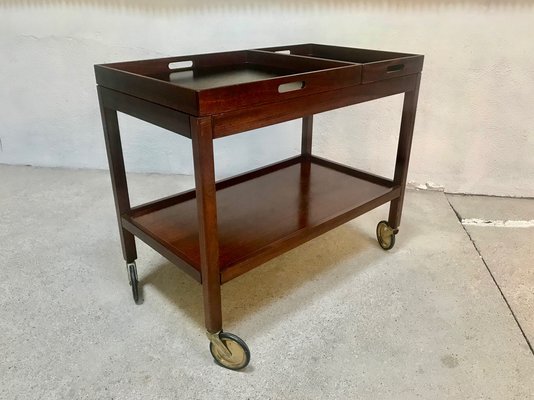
[1,165,533,400]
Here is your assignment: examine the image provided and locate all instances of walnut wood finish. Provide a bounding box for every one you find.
[191,117,222,333]
[95,44,423,336]
[126,157,400,283]
[211,74,417,138]
[388,73,422,229]
[95,49,360,116]
[259,43,424,83]
[98,86,137,263]
[130,156,302,218]
[98,86,191,138]
[301,115,313,155]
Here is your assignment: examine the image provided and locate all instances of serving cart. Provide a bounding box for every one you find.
[95,44,423,370]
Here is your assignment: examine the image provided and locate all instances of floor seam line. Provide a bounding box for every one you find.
[443,191,534,200]
[445,195,534,356]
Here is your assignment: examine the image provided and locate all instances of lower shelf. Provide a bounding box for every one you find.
[123,155,400,283]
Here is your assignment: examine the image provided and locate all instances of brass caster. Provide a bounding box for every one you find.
[207,331,250,370]
[376,220,397,250]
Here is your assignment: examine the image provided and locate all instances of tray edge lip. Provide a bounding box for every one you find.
[94,44,423,115]
[94,48,363,95]
[93,43,424,70]
[257,42,424,58]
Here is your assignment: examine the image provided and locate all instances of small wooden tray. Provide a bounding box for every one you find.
[95,49,361,116]
[259,43,424,83]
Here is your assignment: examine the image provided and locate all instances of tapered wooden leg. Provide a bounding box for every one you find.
[388,74,421,230]
[98,86,137,263]
[191,116,222,334]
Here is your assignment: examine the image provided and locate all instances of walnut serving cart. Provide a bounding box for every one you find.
[95,44,423,370]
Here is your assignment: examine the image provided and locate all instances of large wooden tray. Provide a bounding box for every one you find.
[94,44,423,116]
[95,49,359,116]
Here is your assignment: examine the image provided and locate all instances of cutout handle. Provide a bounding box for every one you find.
[387,63,405,73]
[275,49,291,55]
[169,60,193,70]
[278,81,305,93]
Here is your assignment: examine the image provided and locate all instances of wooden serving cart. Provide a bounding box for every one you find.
[95,44,423,370]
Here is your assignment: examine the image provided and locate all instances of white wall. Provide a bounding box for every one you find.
[1,1,533,196]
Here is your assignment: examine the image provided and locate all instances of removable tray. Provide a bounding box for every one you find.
[95,49,361,116]
[259,44,424,83]
[95,44,423,117]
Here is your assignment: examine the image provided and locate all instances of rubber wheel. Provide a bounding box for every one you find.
[128,263,139,304]
[376,220,396,250]
[209,332,250,370]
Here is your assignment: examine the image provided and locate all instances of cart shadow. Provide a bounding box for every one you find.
[139,223,381,334]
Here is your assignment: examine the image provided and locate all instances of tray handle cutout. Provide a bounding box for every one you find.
[274,49,291,55]
[168,60,193,70]
[387,63,405,73]
[278,81,305,93]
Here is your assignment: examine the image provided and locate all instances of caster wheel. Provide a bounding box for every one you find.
[127,262,139,304]
[376,220,396,250]
[209,332,250,370]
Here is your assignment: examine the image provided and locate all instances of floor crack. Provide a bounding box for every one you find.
[446,196,534,356]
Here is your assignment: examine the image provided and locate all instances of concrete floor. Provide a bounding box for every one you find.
[1,165,533,400]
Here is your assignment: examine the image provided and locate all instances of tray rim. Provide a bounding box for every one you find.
[95,43,423,70]
[95,48,359,94]
[94,44,423,116]
[257,42,424,59]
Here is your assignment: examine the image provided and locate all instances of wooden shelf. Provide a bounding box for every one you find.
[122,156,400,283]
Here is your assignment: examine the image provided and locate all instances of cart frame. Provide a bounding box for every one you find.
[96,44,422,369]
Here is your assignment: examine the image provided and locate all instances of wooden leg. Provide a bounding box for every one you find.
[98,86,137,263]
[191,116,222,334]
[388,74,421,230]
[301,115,313,156]
[298,115,313,227]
